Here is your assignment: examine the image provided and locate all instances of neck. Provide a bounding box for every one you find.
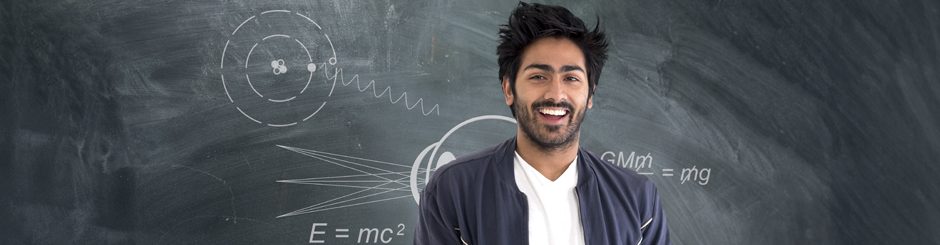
[515,131,580,181]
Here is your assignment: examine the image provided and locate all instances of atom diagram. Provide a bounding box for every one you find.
[220,10,338,127]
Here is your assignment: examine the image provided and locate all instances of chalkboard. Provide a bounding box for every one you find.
[2,0,939,244]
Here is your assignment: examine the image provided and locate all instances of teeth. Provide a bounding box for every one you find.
[539,108,567,116]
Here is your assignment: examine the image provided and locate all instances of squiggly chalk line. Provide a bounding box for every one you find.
[324,67,441,116]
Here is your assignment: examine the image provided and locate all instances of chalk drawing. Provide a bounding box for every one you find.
[409,115,516,204]
[221,10,440,127]
[272,59,288,75]
[324,67,440,116]
[275,115,513,218]
[221,10,337,127]
[601,151,713,186]
[275,145,423,218]
[308,223,406,244]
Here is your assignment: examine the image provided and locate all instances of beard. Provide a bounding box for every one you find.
[512,98,587,152]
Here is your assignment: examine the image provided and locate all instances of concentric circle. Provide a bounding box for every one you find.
[221,10,338,127]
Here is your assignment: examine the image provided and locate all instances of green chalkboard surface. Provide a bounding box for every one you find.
[2,0,939,244]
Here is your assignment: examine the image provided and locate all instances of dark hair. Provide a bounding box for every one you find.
[497,2,609,103]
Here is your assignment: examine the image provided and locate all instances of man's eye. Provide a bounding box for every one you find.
[530,75,546,80]
[566,76,581,81]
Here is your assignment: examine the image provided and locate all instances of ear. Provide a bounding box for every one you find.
[502,77,513,106]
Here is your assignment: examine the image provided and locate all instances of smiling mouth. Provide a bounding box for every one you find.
[537,107,570,121]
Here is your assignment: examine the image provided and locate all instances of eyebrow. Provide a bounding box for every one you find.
[523,64,585,73]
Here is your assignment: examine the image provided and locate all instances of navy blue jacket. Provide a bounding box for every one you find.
[415,138,670,244]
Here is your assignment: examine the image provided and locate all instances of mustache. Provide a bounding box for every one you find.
[530,100,574,111]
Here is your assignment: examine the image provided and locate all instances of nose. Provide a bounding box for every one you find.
[543,76,567,102]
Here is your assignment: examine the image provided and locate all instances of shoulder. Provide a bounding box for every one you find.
[423,144,501,193]
[580,149,661,201]
[580,149,665,221]
[581,149,652,186]
[432,145,498,178]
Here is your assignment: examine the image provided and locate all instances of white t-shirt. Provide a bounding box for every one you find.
[513,151,585,245]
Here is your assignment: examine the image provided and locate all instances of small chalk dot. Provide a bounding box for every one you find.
[307,63,317,73]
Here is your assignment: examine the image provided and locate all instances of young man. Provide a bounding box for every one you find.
[414,2,670,244]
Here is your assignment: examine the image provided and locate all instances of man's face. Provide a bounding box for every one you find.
[503,37,593,151]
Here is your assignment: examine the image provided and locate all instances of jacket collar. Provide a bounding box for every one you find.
[495,137,520,191]
[495,137,597,190]
[495,137,604,244]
